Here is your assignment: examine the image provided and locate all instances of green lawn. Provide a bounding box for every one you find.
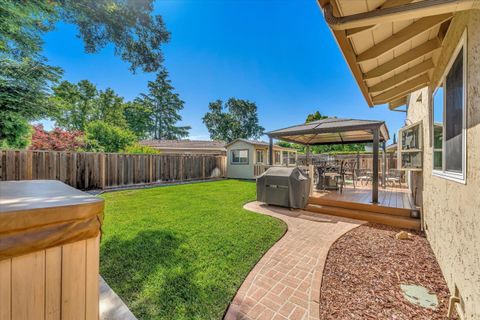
[100,180,286,320]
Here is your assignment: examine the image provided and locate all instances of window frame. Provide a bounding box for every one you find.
[431,30,467,184]
[230,149,249,165]
[274,150,281,165]
[255,149,265,164]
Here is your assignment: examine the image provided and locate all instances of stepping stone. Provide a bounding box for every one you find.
[400,284,438,310]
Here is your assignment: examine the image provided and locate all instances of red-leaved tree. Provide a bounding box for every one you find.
[30,125,85,151]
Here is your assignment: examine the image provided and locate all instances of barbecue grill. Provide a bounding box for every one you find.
[256,167,310,209]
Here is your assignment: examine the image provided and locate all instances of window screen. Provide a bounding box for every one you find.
[444,48,464,173]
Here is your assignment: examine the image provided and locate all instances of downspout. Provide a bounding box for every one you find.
[323,0,479,30]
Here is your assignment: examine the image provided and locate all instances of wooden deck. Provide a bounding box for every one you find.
[306,184,421,230]
[311,184,416,211]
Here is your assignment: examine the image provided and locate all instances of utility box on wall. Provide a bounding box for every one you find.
[0,180,104,320]
[398,121,423,171]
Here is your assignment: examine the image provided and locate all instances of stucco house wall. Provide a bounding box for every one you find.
[405,11,480,319]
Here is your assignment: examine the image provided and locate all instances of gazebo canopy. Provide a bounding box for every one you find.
[265,117,390,204]
[266,118,389,145]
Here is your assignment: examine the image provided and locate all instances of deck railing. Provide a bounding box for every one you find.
[253,163,299,177]
[297,153,398,171]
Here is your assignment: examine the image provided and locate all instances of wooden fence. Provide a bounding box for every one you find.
[0,150,227,190]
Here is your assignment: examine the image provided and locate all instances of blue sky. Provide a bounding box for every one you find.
[41,0,405,142]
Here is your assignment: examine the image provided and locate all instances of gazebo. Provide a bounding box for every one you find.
[266,118,390,203]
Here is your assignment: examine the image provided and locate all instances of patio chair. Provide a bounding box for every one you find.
[386,169,402,188]
[356,169,372,186]
[316,166,326,191]
[316,161,341,191]
[340,160,356,191]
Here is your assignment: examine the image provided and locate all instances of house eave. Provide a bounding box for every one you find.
[316,0,464,108]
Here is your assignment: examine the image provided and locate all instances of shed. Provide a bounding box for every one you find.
[225,139,298,179]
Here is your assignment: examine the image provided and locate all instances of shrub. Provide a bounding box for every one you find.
[30,124,85,151]
[85,121,136,152]
[122,143,160,154]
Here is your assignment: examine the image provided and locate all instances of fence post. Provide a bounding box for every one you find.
[99,153,106,190]
[179,155,184,181]
[26,151,33,180]
[149,155,153,183]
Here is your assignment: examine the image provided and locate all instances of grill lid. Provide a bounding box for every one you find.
[259,167,308,180]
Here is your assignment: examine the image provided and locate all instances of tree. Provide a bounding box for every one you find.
[0,1,57,60]
[95,88,127,128]
[139,68,190,139]
[57,0,170,73]
[276,141,304,152]
[0,111,32,149]
[30,124,85,151]
[1,0,170,73]
[203,98,264,142]
[50,80,98,131]
[303,111,365,154]
[0,2,60,149]
[0,0,170,148]
[0,57,62,120]
[124,100,154,139]
[51,81,131,131]
[85,121,136,152]
[0,57,61,149]
[306,111,328,123]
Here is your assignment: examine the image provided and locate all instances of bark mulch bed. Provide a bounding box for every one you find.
[319,223,454,320]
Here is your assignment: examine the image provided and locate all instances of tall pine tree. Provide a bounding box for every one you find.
[139,68,190,139]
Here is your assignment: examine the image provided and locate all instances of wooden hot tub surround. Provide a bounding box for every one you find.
[0,180,104,320]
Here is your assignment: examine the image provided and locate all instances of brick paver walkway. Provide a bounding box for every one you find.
[224,201,364,320]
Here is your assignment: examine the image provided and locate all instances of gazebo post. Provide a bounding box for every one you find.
[268,137,273,166]
[382,141,387,189]
[372,128,379,204]
[306,145,310,165]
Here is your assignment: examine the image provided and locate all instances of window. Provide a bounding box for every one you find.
[274,151,281,164]
[282,151,288,165]
[256,150,264,164]
[432,32,466,183]
[288,152,296,165]
[433,87,444,170]
[231,149,248,164]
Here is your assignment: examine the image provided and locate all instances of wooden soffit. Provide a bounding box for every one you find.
[317,0,459,107]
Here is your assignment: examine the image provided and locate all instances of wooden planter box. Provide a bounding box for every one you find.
[0,181,104,320]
